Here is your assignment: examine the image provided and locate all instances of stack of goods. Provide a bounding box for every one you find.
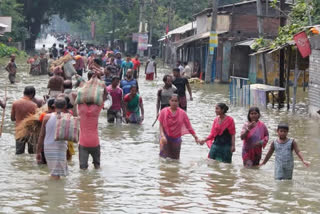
[50,54,76,79]
[76,77,105,106]
[15,106,48,150]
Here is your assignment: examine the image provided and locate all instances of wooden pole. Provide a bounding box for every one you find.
[279,0,286,105]
[286,47,292,110]
[0,86,7,137]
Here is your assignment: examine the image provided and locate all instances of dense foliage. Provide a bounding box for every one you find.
[253,0,319,51]
[0,0,27,43]
[0,43,27,57]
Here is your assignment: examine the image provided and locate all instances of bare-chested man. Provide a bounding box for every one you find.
[5,54,17,84]
[47,67,64,98]
[11,86,38,154]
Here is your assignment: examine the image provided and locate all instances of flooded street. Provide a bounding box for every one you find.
[0,58,319,213]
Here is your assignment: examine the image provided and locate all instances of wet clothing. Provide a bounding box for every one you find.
[131,58,141,78]
[6,61,17,84]
[274,138,294,180]
[30,59,40,75]
[241,121,269,166]
[146,73,154,80]
[44,114,68,177]
[158,107,195,159]
[124,93,142,123]
[206,116,236,163]
[78,104,103,148]
[79,144,100,169]
[145,60,156,80]
[16,139,34,155]
[120,78,138,96]
[8,73,16,84]
[173,77,189,110]
[160,133,182,159]
[158,86,177,110]
[107,85,123,123]
[107,109,122,123]
[107,85,123,111]
[40,58,48,75]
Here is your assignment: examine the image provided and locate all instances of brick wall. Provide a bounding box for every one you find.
[309,49,320,118]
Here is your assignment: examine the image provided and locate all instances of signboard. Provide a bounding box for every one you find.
[294,31,311,58]
[137,33,148,51]
[132,33,139,42]
[0,16,12,32]
[91,21,95,39]
[209,31,218,55]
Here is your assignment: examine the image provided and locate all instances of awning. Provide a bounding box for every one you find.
[173,31,228,48]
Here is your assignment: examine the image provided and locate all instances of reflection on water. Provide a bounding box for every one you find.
[0,56,319,213]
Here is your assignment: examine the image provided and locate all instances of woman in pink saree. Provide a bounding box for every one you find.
[240,107,269,167]
[158,94,199,159]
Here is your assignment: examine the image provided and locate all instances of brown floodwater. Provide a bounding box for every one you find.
[0,55,319,213]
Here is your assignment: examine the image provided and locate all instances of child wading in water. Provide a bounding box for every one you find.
[260,123,310,180]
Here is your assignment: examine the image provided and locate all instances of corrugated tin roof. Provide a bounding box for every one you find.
[167,22,196,36]
[194,0,292,17]
[173,31,228,47]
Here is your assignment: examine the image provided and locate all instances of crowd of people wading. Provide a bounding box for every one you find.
[1,33,310,181]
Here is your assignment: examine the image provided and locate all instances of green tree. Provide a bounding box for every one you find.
[0,0,27,43]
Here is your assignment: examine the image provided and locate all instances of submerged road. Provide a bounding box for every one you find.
[0,56,319,213]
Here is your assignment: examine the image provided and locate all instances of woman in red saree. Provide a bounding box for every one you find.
[240,107,269,167]
[158,94,199,159]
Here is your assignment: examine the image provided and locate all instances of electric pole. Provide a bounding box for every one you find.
[148,0,155,58]
[256,0,267,84]
[205,0,218,83]
[165,0,173,64]
[279,0,286,104]
[138,0,146,56]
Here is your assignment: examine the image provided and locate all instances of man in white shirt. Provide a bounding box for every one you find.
[145,55,157,80]
[182,61,192,79]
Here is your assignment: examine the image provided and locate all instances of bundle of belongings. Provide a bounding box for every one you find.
[49,54,77,80]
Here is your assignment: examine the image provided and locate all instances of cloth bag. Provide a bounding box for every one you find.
[63,60,77,79]
[55,113,80,142]
[76,77,105,106]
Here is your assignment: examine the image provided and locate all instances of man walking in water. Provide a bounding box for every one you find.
[172,68,193,111]
[131,54,141,79]
[11,86,38,154]
[78,73,108,170]
[121,55,133,79]
[145,55,157,80]
[5,54,17,84]
[120,69,139,96]
[107,77,125,123]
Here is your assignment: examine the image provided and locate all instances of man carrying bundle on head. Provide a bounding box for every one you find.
[76,68,108,170]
